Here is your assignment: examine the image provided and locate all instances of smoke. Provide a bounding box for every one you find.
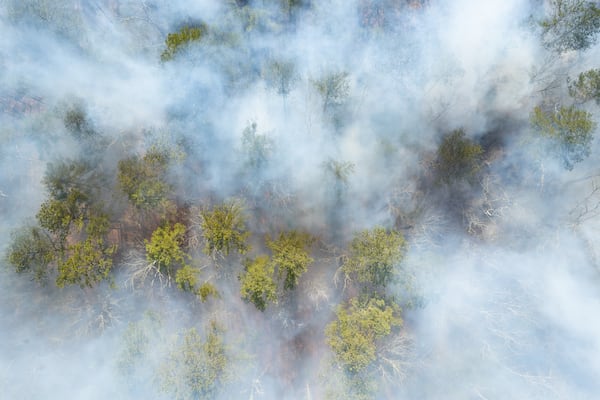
[2,0,600,399]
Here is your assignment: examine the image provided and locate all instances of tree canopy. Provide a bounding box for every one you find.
[530,105,596,169]
[160,322,229,400]
[161,24,208,62]
[568,68,600,104]
[117,148,172,210]
[326,297,402,374]
[540,0,600,53]
[239,255,277,311]
[199,201,249,258]
[434,129,483,184]
[145,222,189,279]
[267,230,314,291]
[342,227,406,291]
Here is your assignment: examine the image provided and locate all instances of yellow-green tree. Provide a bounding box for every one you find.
[267,230,314,291]
[199,201,249,258]
[326,297,402,374]
[145,222,189,280]
[342,227,406,292]
[239,255,277,311]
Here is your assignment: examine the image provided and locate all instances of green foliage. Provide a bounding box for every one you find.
[342,227,406,291]
[117,148,172,210]
[324,159,355,185]
[241,122,273,170]
[325,297,402,374]
[313,71,350,112]
[263,59,298,96]
[145,223,188,278]
[56,237,116,288]
[64,102,95,139]
[117,312,162,379]
[198,282,219,302]
[434,129,483,184]
[240,255,277,311]
[43,160,96,201]
[200,201,249,258]
[540,0,600,53]
[6,226,54,281]
[568,68,600,104]
[175,265,199,293]
[36,194,84,243]
[267,230,314,290]
[160,323,228,400]
[161,24,207,62]
[530,105,596,169]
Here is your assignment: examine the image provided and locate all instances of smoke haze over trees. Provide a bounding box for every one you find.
[2,0,600,399]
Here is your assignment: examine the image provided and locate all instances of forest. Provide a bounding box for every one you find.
[2,0,600,399]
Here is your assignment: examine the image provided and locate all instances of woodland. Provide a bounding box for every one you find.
[2,1,600,399]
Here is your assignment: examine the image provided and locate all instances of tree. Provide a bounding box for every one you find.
[241,122,273,171]
[117,148,172,210]
[266,230,314,291]
[325,297,402,374]
[56,214,116,288]
[568,68,600,104]
[160,322,229,400]
[539,0,600,53]
[161,24,208,62]
[56,236,116,288]
[434,129,483,184]
[6,226,55,282]
[342,227,406,291]
[239,255,277,311]
[530,105,596,169]
[263,59,299,97]
[145,222,189,280]
[199,200,249,258]
[313,71,350,113]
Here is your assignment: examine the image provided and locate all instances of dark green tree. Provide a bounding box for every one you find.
[434,129,483,184]
[568,68,600,104]
[117,148,172,210]
[539,0,600,53]
[6,226,55,282]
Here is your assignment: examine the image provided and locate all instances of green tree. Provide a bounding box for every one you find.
[539,0,600,53]
[267,230,314,291]
[434,129,483,184]
[199,201,249,258]
[313,71,350,113]
[56,236,116,288]
[161,24,208,62]
[239,255,277,311]
[241,122,273,171]
[160,322,229,400]
[145,222,189,279]
[342,227,406,291]
[325,297,402,374]
[117,148,172,210]
[568,68,600,104]
[531,105,596,169]
[263,59,299,97]
[6,226,55,282]
[56,214,115,288]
